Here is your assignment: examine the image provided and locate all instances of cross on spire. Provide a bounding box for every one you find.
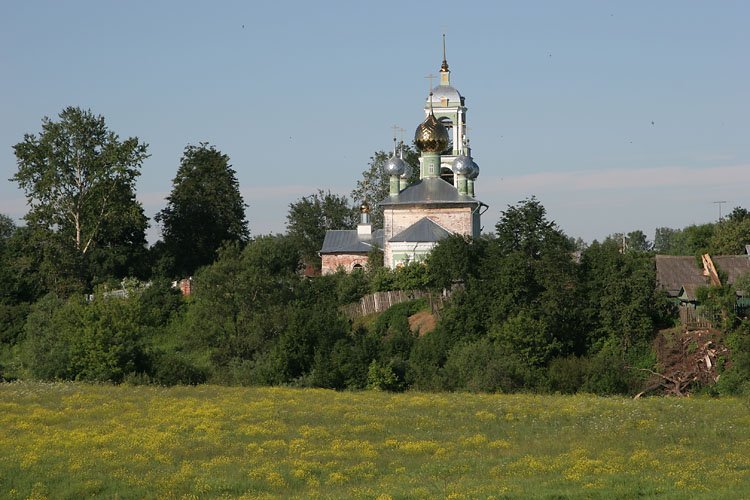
[424,73,436,92]
[391,124,400,140]
[441,33,449,72]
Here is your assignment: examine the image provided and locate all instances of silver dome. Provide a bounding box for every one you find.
[428,85,462,105]
[400,162,413,179]
[467,161,480,180]
[384,156,406,176]
[452,155,473,175]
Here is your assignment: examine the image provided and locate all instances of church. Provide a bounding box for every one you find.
[320,43,488,274]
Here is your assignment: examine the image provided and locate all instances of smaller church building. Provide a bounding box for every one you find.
[321,46,487,274]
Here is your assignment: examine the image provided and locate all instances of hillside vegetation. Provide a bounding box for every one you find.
[3,194,750,395]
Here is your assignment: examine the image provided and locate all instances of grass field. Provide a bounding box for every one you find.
[1,382,749,498]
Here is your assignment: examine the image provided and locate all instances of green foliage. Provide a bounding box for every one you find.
[13,107,149,257]
[441,338,543,393]
[286,190,357,269]
[653,223,715,256]
[366,360,401,391]
[366,244,384,272]
[20,294,70,380]
[696,284,741,331]
[486,197,581,355]
[392,263,430,290]
[714,321,750,395]
[547,356,589,394]
[579,240,669,353]
[21,292,147,382]
[156,143,248,277]
[710,207,750,255]
[368,266,395,292]
[427,235,487,289]
[12,107,149,291]
[0,302,31,346]
[490,311,559,367]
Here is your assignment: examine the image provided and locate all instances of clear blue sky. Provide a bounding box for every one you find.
[2,1,748,244]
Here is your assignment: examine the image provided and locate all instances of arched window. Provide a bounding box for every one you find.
[438,117,454,154]
[440,167,454,186]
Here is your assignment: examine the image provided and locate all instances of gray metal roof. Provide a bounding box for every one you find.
[379,177,480,206]
[389,217,452,243]
[429,85,462,104]
[320,229,384,254]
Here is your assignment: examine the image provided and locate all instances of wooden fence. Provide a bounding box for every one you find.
[679,305,713,330]
[341,289,450,320]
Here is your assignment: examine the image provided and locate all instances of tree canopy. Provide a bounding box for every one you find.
[286,190,358,269]
[156,143,249,277]
[13,107,149,256]
[12,107,150,292]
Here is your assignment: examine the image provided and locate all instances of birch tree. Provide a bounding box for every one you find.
[12,107,148,256]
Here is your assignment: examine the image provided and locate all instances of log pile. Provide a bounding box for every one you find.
[634,328,730,398]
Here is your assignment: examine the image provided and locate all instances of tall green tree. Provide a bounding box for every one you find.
[489,197,581,358]
[12,107,149,289]
[156,143,249,277]
[286,190,357,269]
[350,142,419,228]
[710,207,750,255]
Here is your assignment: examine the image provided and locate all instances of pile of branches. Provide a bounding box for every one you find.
[634,329,730,398]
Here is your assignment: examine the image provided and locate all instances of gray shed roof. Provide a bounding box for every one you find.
[389,217,453,243]
[379,177,480,206]
[320,229,384,254]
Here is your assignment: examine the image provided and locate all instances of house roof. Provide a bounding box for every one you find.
[655,254,750,297]
[713,256,750,283]
[320,229,384,254]
[655,255,705,296]
[679,283,703,302]
[389,217,453,243]
[379,177,480,206]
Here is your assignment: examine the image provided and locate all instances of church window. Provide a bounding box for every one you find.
[440,167,454,186]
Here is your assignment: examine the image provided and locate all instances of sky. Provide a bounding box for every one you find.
[1,1,749,245]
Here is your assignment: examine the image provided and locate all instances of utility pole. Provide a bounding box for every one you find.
[713,200,727,221]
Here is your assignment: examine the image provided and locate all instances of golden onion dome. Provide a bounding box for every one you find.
[414,112,450,153]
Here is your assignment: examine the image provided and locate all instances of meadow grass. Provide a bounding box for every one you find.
[1,382,749,498]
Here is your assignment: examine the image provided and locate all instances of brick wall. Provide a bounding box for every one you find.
[321,253,369,275]
[383,205,475,267]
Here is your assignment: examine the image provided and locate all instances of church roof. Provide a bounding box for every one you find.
[389,217,452,243]
[320,229,384,254]
[429,85,462,105]
[379,177,480,206]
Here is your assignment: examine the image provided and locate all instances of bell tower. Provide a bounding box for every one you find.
[424,35,469,186]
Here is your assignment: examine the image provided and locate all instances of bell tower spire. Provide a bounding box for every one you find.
[440,34,450,86]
